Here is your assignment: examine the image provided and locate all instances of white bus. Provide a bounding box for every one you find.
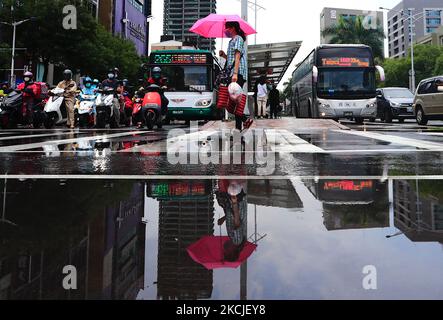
[291,45,385,124]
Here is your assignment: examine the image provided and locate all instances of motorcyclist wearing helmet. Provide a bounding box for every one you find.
[92,79,100,89]
[82,77,96,95]
[143,67,169,116]
[56,69,77,129]
[101,68,121,126]
[17,71,40,128]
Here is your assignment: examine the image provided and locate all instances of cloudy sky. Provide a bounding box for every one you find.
[150,0,401,87]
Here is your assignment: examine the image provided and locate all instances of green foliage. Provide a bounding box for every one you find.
[321,16,385,59]
[381,45,443,88]
[0,0,141,81]
[282,77,292,101]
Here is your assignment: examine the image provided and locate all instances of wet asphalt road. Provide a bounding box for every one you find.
[1,118,443,300]
[0,119,440,178]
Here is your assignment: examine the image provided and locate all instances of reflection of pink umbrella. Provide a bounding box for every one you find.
[187,235,257,270]
[190,14,257,39]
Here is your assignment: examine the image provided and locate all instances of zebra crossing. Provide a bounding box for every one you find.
[0,127,441,154]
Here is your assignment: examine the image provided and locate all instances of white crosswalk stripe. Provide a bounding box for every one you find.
[0,131,151,152]
[265,129,325,153]
[335,130,443,150]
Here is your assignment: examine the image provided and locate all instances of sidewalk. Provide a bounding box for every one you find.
[200,118,350,132]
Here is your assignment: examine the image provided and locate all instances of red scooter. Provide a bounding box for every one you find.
[132,84,166,130]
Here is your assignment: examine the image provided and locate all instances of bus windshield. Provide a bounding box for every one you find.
[159,65,211,92]
[317,68,376,99]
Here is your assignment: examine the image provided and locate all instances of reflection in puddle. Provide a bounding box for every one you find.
[0,178,442,300]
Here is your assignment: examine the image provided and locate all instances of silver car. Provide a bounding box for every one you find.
[413,76,443,125]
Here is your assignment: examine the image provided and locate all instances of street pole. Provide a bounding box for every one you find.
[254,0,257,45]
[10,23,17,88]
[241,0,249,112]
[409,10,416,92]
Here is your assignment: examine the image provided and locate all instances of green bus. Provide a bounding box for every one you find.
[148,49,223,122]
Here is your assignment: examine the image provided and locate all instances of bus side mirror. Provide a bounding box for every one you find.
[312,66,318,83]
[376,65,385,82]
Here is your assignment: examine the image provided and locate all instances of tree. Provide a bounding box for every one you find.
[0,0,141,82]
[381,45,443,88]
[321,16,385,59]
[282,77,292,101]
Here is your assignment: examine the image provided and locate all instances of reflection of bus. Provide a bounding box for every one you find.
[305,179,376,205]
[148,50,222,122]
[291,45,385,124]
[147,180,213,201]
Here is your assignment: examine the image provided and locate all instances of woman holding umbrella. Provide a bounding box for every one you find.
[220,21,253,131]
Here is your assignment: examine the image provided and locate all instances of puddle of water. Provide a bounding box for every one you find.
[0,178,442,300]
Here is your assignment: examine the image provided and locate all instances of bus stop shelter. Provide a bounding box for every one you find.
[247,41,302,91]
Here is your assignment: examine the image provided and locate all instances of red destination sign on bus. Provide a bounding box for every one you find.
[321,57,370,67]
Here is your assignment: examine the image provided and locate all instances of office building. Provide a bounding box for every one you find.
[164,0,217,52]
[388,0,443,58]
[320,7,384,45]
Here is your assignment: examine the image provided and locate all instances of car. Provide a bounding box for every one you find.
[413,76,443,125]
[376,87,415,123]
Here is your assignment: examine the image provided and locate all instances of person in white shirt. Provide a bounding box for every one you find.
[256,77,268,118]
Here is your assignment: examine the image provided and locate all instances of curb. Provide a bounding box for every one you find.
[327,120,351,130]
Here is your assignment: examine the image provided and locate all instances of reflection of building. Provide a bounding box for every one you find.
[0,181,145,300]
[247,180,303,209]
[394,180,443,243]
[163,0,217,52]
[148,180,214,300]
[304,179,389,231]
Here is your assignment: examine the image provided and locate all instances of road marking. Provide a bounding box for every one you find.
[0,174,441,180]
[418,132,443,136]
[265,129,326,153]
[0,131,153,152]
[0,132,80,141]
[335,130,443,150]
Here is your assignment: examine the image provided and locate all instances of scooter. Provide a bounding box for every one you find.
[132,84,166,130]
[95,87,118,129]
[76,90,97,128]
[120,93,133,127]
[0,90,23,129]
[44,87,67,129]
[0,86,47,129]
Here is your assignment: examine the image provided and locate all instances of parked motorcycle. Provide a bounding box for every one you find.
[95,87,118,129]
[132,84,166,130]
[44,87,67,129]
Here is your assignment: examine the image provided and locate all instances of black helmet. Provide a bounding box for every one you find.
[63,69,73,80]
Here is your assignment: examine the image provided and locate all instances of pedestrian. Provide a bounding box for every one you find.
[218,50,227,69]
[219,21,253,131]
[56,69,77,129]
[257,76,268,118]
[216,179,248,261]
[269,84,280,119]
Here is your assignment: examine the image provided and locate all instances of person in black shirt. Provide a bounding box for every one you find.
[268,84,280,119]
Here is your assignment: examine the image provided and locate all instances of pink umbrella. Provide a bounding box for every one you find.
[187,235,257,270]
[190,14,257,39]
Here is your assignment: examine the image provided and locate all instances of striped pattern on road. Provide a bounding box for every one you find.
[335,130,443,150]
[265,129,325,153]
[0,131,152,152]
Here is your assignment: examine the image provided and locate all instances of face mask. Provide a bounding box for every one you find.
[224,30,232,38]
[153,74,161,80]
[85,83,91,88]
[108,73,115,79]
[24,77,30,82]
